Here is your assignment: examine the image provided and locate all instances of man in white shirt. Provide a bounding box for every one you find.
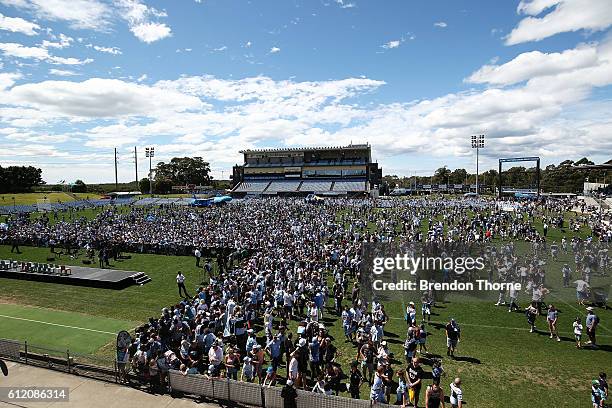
[450,377,463,408]
[177,271,189,298]
[208,342,223,375]
[194,248,201,267]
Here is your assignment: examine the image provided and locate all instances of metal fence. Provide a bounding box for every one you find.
[0,338,378,408]
[0,338,118,383]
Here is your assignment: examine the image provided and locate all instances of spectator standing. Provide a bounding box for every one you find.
[586,307,600,348]
[407,357,424,407]
[445,319,460,357]
[573,317,583,348]
[449,378,463,408]
[176,271,189,298]
[194,248,201,267]
[281,380,298,408]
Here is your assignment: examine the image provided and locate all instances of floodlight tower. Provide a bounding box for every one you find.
[145,147,155,195]
[471,134,485,195]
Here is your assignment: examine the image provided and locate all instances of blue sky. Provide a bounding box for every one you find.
[0,0,611,183]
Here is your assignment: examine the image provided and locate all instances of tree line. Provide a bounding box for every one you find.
[0,166,44,193]
[382,157,611,194]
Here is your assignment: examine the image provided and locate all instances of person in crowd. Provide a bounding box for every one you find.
[348,361,363,399]
[425,380,445,408]
[449,378,463,408]
[370,366,387,403]
[281,379,297,408]
[586,307,600,347]
[176,271,189,298]
[573,317,584,348]
[407,357,424,408]
[547,304,561,342]
[445,319,460,358]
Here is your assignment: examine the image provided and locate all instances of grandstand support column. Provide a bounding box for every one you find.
[536,157,541,197]
[498,160,502,198]
[114,148,118,190]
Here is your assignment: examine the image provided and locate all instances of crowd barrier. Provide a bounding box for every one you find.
[167,370,374,408]
[1,339,385,408]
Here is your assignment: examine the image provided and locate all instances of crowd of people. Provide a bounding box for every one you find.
[3,195,610,407]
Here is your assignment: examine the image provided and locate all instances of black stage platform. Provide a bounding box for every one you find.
[0,265,151,289]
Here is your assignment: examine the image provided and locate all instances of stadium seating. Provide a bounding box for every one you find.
[332,180,367,192]
[265,180,301,193]
[232,181,271,193]
[298,180,333,192]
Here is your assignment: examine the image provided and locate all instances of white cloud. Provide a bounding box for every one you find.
[466,44,599,86]
[0,72,21,90]
[335,0,355,9]
[269,46,280,54]
[117,0,172,43]
[381,40,401,49]
[0,12,40,35]
[4,77,204,118]
[506,0,612,45]
[1,0,172,43]
[41,33,73,49]
[130,22,172,43]
[0,42,93,65]
[86,43,122,55]
[49,68,79,76]
[0,0,112,30]
[434,22,447,28]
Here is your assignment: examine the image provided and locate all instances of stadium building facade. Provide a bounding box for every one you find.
[231,144,382,197]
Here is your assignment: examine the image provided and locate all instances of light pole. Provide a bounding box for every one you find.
[471,134,485,195]
[145,147,155,195]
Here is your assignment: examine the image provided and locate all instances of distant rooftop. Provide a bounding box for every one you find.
[240,143,370,154]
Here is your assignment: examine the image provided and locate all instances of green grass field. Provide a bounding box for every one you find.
[0,205,610,407]
[0,192,103,205]
[0,303,138,355]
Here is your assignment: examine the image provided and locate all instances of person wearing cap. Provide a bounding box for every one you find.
[263,365,277,387]
[241,356,255,382]
[281,379,297,408]
[245,329,258,354]
[449,378,463,408]
[586,307,600,347]
[591,379,605,408]
[250,344,265,383]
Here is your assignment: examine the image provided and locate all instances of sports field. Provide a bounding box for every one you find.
[0,206,610,407]
[0,192,103,205]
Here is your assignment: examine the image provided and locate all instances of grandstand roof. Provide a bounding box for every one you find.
[240,144,370,153]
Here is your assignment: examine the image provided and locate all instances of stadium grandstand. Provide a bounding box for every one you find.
[230,144,382,197]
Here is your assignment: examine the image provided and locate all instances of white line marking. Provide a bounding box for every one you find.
[0,314,116,335]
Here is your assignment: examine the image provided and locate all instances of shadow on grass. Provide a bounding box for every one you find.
[452,356,481,364]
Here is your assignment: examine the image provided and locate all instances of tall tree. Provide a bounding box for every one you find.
[154,157,212,186]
